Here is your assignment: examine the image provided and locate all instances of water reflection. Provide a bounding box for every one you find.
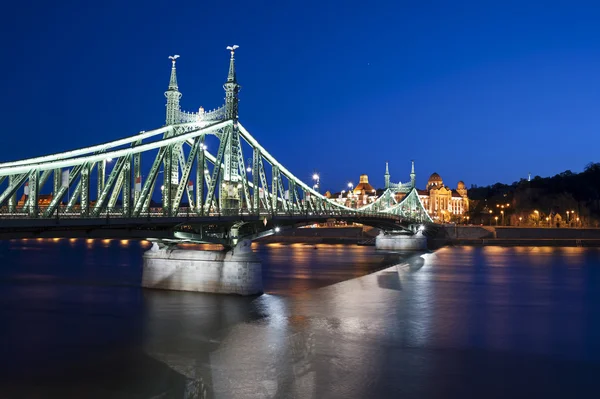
[2,243,600,397]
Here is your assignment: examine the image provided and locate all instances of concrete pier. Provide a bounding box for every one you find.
[375,231,427,251]
[142,240,263,295]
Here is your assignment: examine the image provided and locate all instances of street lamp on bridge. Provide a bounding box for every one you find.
[312,173,320,192]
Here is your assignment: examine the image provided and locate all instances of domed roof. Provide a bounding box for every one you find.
[457,181,466,189]
[428,172,442,182]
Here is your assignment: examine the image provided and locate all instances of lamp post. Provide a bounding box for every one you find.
[534,210,539,226]
[545,216,549,227]
[501,210,504,226]
[312,173,320,192]
[489,209,493,226]
[494,216,498,226]
[519,216,522,226]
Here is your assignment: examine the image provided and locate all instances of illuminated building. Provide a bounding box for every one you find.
[417,173,469,221]
[329,174,380,208]
[17,194,53,207]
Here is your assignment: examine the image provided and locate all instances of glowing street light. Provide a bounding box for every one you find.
[312,173,320,192]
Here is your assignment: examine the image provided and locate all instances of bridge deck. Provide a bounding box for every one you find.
[0,210,411,240]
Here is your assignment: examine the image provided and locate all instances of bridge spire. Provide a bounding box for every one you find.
[221,45,242,210]
[224,45,240,120]
[384,162,390,189]
[165,55,182,125]
[410,160,416,188]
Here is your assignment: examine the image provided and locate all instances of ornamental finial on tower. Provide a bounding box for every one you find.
[226,45,239,83]
[410,160,416,188]
[167,55,180,90]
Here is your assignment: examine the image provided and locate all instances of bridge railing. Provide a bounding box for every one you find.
[0,205,404,222]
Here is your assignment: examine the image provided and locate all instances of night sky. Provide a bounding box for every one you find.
[2,0,600,192]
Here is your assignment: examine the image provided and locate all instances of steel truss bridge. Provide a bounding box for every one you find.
[0,47,432,247]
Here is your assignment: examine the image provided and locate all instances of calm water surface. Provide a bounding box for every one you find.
[1,240,600,398]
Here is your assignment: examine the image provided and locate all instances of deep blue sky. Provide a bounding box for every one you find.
[2,0,600,192]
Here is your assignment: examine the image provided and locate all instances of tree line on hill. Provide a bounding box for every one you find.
[465,162,600,227]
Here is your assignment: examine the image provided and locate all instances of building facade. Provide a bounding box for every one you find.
[417,173,469,221]
[327,174,379,208]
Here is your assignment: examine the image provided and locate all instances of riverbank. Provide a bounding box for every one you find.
[438,225,600,247]
[441,238,600,247]
[256,226,376,244]
[258,225,600,248]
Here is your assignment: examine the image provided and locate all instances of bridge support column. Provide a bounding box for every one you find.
[141,240,263,295]
[375,230,427,251]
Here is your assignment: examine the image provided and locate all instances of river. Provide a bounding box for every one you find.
[1,240,600,398]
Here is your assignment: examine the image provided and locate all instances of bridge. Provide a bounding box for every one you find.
[0,47,432,295]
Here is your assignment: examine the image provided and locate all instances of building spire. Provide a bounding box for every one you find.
[224,45,240,120]
[226,45,239,83]
[164,55,182,125]
[384,161,390,189]
[168,55,180,90]
[410,160,416,188]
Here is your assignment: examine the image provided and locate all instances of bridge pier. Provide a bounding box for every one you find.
[375,230,427,251]
[141,240,263,296]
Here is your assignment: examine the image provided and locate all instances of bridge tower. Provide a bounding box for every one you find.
[221,45,242,211]
[410,160,416,188]
[163,55,182,213]
[384,162,390,189]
